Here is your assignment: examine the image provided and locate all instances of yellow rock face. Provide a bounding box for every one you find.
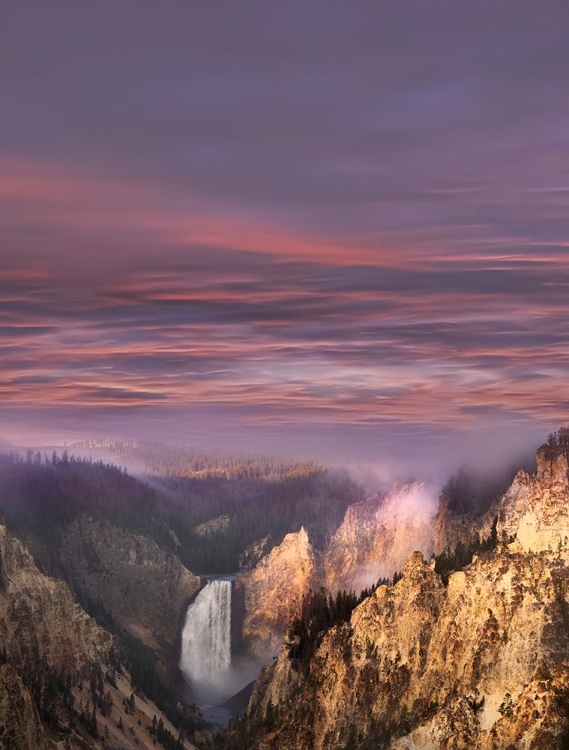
[236,447,569,749]
[236,527,318,660]
[324,483,436,593]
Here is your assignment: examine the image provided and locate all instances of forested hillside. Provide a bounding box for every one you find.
[0,449,363,575]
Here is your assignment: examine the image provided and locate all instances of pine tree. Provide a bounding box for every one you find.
[89,702,98,738]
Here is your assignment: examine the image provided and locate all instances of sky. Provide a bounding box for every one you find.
[1,2,568,466]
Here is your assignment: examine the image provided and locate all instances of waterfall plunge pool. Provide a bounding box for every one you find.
[179,576,263,726]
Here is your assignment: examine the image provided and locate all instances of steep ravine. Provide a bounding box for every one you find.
[59,516,201,656]
[0,522,205,750]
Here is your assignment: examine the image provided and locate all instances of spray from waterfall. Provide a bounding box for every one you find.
[180,578,232,704]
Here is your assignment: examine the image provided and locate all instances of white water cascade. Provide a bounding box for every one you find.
[179,578,232,704]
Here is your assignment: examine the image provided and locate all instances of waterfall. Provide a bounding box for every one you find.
[180,578,232,702]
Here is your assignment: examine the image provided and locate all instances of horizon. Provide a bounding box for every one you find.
[0,426,549,486]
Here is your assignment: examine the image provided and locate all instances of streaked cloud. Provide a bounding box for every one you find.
[0,2,567,461]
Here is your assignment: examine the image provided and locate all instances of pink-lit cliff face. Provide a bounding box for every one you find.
[1,3,568,462]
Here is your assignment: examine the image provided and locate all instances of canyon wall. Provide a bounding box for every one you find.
[0,522,204,749]
[236,527,319,660]
[0,522,112,677]
[224,448,569,749]
[58,516,201,654]
[324,482,436,593]
[238,483,436,660]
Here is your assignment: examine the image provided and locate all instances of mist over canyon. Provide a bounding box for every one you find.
[0,430,567,749]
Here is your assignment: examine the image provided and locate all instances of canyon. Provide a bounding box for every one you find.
[1,436,567,748]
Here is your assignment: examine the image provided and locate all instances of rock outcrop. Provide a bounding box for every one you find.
[0,664,47,750]
[0,523,112,678]
[324,482,436,593]
[498,446,569,560]
[58,516,201,653]
[194,514,230,537]
[236,527,318,660]
[223,444,569,749]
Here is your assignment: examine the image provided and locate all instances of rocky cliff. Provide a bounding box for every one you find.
[435,444,569,559]
[498,446,569,560]
[0,664,47,750]
[236,527,319,660]
[0,522,112,678]
[0,522,205,750]
[324,482,436,593]
[223,446,569,749]
[237,484,435,660]
[58,516,201,654]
